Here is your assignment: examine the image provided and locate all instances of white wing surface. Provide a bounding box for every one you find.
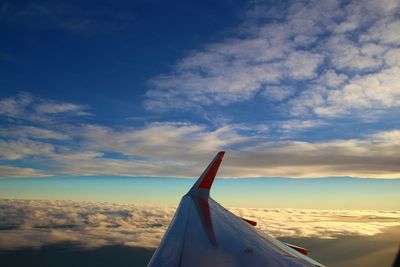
[148,152,325,267]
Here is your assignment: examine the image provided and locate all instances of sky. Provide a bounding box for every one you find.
[0,0,399,181]
[0,1,400,266]
[1,177,399,209]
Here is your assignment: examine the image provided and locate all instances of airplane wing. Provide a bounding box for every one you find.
[148,151,325,267]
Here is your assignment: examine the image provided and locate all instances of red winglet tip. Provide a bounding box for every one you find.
[197,152,225,190]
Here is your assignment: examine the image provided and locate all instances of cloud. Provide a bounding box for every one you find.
[0,166,49,178]
[261,86,294,102]
[229,208,400,239]
[0,92,90,123]
[0,91,399,178]
[0,126,69,140]
[0,139,54,160]
[361,18,400,45]
[313,67,400,117]
[220,130,400,178]
[77,123,247,160]
[144,0,337,111]
[325,35,384,72]
[384,48,400,68]
[0,199,174,250]
[51,127,400,179]
[34,103,88,115]
[42,123,250,177]
[145,42,323,111]
[317,70,348,89]
[143,0,400,121]
[0,1,398,182]
[60,126,400,178]
[369,129,400,143]
[0,199,399,250]
[1,94,249,177]
[280,119,324,131]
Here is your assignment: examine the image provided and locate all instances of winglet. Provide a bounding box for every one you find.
[189,151,225,195]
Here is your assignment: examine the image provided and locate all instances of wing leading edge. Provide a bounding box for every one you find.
[147,152,325,267]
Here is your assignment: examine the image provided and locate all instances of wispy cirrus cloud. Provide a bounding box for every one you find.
[77,122,247,160]
[48,125,400,178]
[30,122,250,177]
[0,126,69,140]
[0,93,249,177]
[0,91,90,123]
[0,92,399,178]
[279,119,325,131]
[0,166,49,178]
[222,131,400,178]
[0,199,399,250]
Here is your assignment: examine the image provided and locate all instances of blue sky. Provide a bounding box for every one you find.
[0,0,399,181]
[1,177,399,209]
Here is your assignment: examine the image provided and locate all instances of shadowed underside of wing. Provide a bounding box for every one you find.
[147,152,325,267]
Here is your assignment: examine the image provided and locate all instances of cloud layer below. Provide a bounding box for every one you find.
[0,199,399,250]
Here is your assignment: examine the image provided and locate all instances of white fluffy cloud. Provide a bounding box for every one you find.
[144,0,400,120]
[361,19,400,45]
[314,67,400,116]
[325,35,384,71]
[230,207,400,239]
[0,199,399,250]
[0,199,175,250]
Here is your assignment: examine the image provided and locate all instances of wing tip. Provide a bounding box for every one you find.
[190,151,226,194]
